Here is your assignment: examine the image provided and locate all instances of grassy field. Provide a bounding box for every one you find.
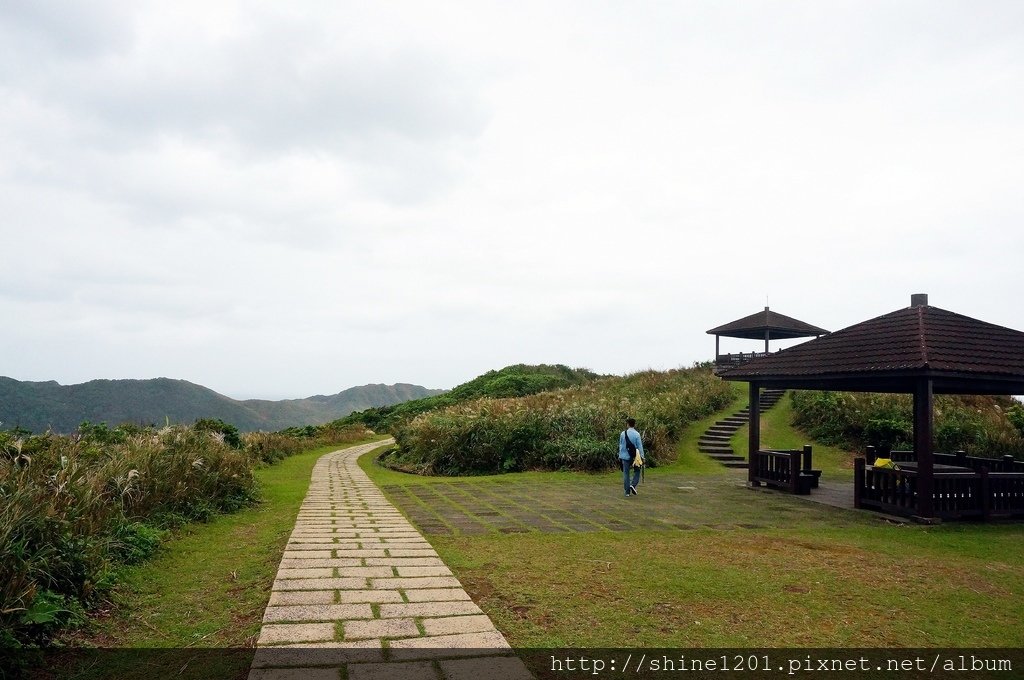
[360,412,1024,648]
[52,398,1024,655]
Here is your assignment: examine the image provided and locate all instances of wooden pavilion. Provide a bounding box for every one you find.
[718,294,1024,522]
[707,306,828,373]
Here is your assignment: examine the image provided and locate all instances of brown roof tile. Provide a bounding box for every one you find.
[720,304,1024,385]
[706,307,829,340]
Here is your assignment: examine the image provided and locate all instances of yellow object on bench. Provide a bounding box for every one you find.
[873,457,900,471]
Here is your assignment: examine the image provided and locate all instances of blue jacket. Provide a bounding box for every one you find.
[618,427,645,461]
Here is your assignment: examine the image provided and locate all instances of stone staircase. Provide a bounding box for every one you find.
[698,389,787,468]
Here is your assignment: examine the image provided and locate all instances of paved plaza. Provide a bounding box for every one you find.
[250,440,532,680]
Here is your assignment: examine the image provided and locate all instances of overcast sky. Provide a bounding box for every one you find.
[2,1,1022,400]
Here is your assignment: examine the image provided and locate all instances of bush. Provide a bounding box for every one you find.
[1008,403,1024,437]
[0,419,371,645]
[337,364,602,434]
[386,366,732,475]
[790,391,1024,459]
[194,418,243,449]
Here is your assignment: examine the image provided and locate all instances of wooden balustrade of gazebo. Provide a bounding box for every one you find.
[719,294,1024,522]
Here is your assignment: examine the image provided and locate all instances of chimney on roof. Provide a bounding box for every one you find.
[911,293,929,307]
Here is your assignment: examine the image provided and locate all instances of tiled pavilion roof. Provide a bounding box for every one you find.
[720,303,1024,394]
[707,307,829,340]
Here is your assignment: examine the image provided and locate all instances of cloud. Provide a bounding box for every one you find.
[1,1,1023,398]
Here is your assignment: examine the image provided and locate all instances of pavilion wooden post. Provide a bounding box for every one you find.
[764,329,769,354]
[715,335,720,362]
[914,378,935,520]
[748,382,760,485]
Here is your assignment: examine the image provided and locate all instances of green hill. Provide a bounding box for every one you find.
[338,364,603,433]
[0,377,444,434]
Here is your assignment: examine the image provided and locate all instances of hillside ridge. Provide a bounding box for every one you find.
[0,376,444,434]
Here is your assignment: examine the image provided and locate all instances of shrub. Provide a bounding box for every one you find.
[790,391,1024,459]
[0,419,371,645]
[338,364,603,434]
[387,366,732,475]
[194,418,243,449]
[1008,403,1024,437]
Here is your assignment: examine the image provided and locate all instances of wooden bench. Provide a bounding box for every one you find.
[752,446,820,495]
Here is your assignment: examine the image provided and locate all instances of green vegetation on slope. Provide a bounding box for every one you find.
[729,390,858,480]
[64,443,382,650]
[0,421,370,646]
[385,366,733,475]
[790,391,1024,458]
[338,364,602,434]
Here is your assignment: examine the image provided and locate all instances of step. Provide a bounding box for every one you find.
[697,390,785,470]
[707,455,747,467]
[720,460,749,469]
[705,449,743,459]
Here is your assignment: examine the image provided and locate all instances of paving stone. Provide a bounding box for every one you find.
[394,630,510,649]
[343,617,420,640]
[370,577,461,590]
[247,667,339,680]
[254,440,510,679]
[273,578,366,591]
[251,642,384,667]
[403,589,472,603]
[387,549,440,557]
[336,589,404,604]
[269,590,335,606]
[395,566,452,577]
[379,601,482,618]
[335,566,395,578]
[263,604,373,622]
[347,661,438,680]
[331,549,388,557]
[388,632,511,660]
[281,550,333,559]
[286,543,348,551]
[365,558,444,567]
[421,615,495,636]
[279,558,361,569]
[275,568,335,579]
[257,622,335,645]
[438,656,534,680]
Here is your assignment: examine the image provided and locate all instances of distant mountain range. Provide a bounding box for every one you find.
[0,376,446,434]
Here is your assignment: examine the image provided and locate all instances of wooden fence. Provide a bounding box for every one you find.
[750,445,820,495]
[855,450,1024,519]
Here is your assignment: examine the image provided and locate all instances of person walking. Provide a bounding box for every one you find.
[618,418,644,497]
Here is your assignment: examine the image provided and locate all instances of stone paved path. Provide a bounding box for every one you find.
[250,440,533,680]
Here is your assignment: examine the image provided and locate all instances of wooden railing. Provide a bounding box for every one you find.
[866,447,1024,473]
[714,352,768,371]
[987,472,1024,516]
[751,446,819,495]
[855,456,1024,519]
